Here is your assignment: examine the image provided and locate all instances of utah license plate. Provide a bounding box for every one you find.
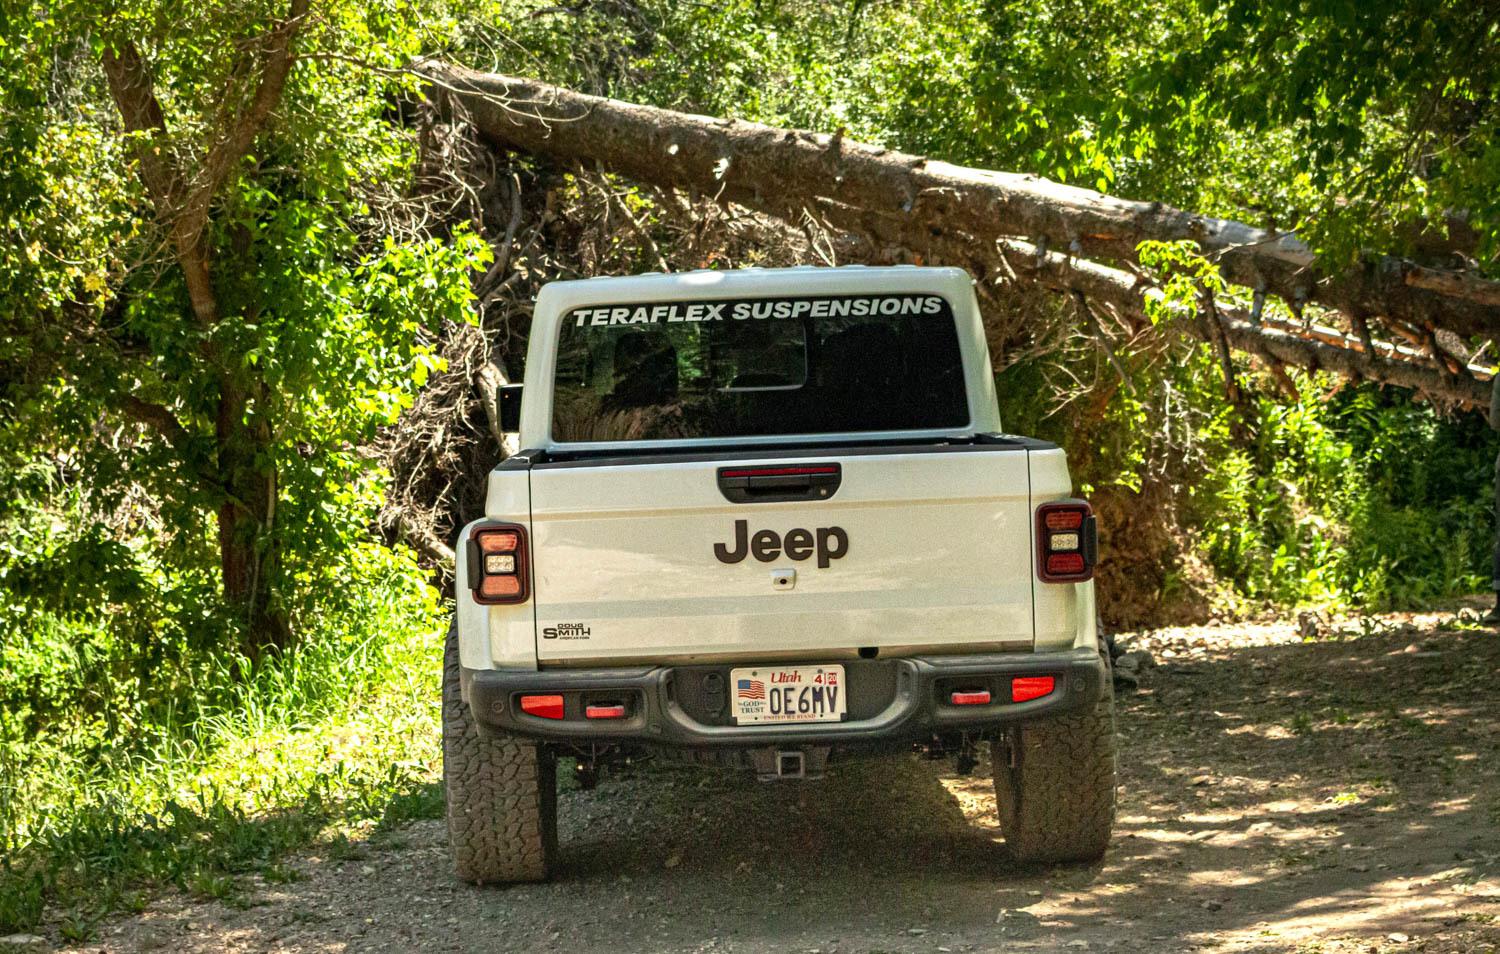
[730,664,847,725]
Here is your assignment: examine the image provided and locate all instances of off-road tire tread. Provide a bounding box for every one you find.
[993,676,1117,865]
[443,623,556,883]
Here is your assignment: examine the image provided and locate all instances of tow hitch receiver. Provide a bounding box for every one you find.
[751,746,830,781]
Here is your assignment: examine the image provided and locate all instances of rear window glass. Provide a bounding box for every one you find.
[552,293,970,443]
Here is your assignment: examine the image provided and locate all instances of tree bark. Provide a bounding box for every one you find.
[425,65,1500,340]
[215,383,289,657]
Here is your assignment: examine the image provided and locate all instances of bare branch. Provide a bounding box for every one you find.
[1003,238,1492,407]
[1406,262,1500,308]
[473,361,509,452]
[396,510,457,572]
[1070,290,1134,395]
[117,394,231,497]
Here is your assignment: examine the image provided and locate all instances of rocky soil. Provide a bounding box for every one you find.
[40,606,1500,953]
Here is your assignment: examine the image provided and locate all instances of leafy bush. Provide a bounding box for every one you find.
[0,462,444,933]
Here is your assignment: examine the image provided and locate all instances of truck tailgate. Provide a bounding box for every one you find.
[528,447,1035,664]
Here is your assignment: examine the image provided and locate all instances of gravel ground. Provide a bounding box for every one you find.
[49,607,1500,954]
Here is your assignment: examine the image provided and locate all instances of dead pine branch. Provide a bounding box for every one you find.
[1196,284,1243,406]
[1070,290,1135,396]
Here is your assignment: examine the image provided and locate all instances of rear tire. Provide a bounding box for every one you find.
[992,676,1117,864]
[443,623,557,883]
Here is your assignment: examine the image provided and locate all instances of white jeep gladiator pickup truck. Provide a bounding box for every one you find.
[445,266,1116,882]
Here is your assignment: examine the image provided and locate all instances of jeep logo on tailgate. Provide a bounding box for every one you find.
[714,519,848,568]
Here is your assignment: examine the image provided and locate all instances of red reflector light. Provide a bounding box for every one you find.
[950,690,991,706]
[1045,552,1086,576]
[519,694,564,719]
[1012,676,1055,702]
[585,703,627,720]
[1044,509,1084,531]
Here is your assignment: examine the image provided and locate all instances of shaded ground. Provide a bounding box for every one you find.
[53,608,1500,953]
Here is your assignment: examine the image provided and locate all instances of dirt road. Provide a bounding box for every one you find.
[64,610,1500,953]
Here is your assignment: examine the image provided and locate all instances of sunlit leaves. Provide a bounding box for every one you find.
[1137,239,1226,325]
[0,0,496,652]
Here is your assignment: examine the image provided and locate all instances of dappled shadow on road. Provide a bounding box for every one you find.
[1015,620,1500,952]
[63,615,1500,954]
[531,618,1500,952]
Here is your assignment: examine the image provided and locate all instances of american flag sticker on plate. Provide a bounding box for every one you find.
[737,678,766,700]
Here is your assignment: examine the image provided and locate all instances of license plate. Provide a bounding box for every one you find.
[730,665,847,725]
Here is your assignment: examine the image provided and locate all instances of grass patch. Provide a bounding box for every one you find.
[0,607,446,935]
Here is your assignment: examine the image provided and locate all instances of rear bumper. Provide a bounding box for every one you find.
[462,646,1106,749]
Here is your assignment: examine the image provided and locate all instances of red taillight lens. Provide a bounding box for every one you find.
[950,690,992,706]
[1044,509,1084,531]
[585,703,627,720]
[520,694,564,719]
[1036,501,1095,583]
[1046,552,1086,575]
[477,530,519,554]
[1011,676,1055,702]
[478,574,523,600]
[469,523,529,604]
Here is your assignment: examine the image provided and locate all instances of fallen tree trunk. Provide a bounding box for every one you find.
[997,239,1491,406]
[425,64,1500,340]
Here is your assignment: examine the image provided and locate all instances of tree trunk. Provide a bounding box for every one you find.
[424,64,1497,407]
[216,381,290,658]
[1000,238,1493,406]
[424,65,1500,340]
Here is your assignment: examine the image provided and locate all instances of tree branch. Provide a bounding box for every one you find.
[101,40,221,328]
[185,0,311,231]
[473,361,509,452]
[117,394,229,497]
[1003,238,1492,407]
[102,2,309,332]
[100,42,185,213]
[396,510,457,572]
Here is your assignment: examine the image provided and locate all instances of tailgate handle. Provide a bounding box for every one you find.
[717,464,842,503]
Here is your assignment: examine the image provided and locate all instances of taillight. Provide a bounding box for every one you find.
[1036,500,1097,583]
[1011,676,1055,702]
[467,522,530,604]
[519,694,564,719]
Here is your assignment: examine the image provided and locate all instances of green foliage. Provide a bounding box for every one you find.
[1189,385,1495,608]
[0,0,486,931]
[1136,240,1229,325]
[0,524,444,933]
[480,0,1499,261]
[1136,0,1500,260]
[0,0,493,653]
[1001,329,1496,614]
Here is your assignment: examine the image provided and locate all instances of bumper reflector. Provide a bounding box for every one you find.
[1011,676,1055,703]
[585,703,627,720]
[950,690,992,706]
[519,694,564,720]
